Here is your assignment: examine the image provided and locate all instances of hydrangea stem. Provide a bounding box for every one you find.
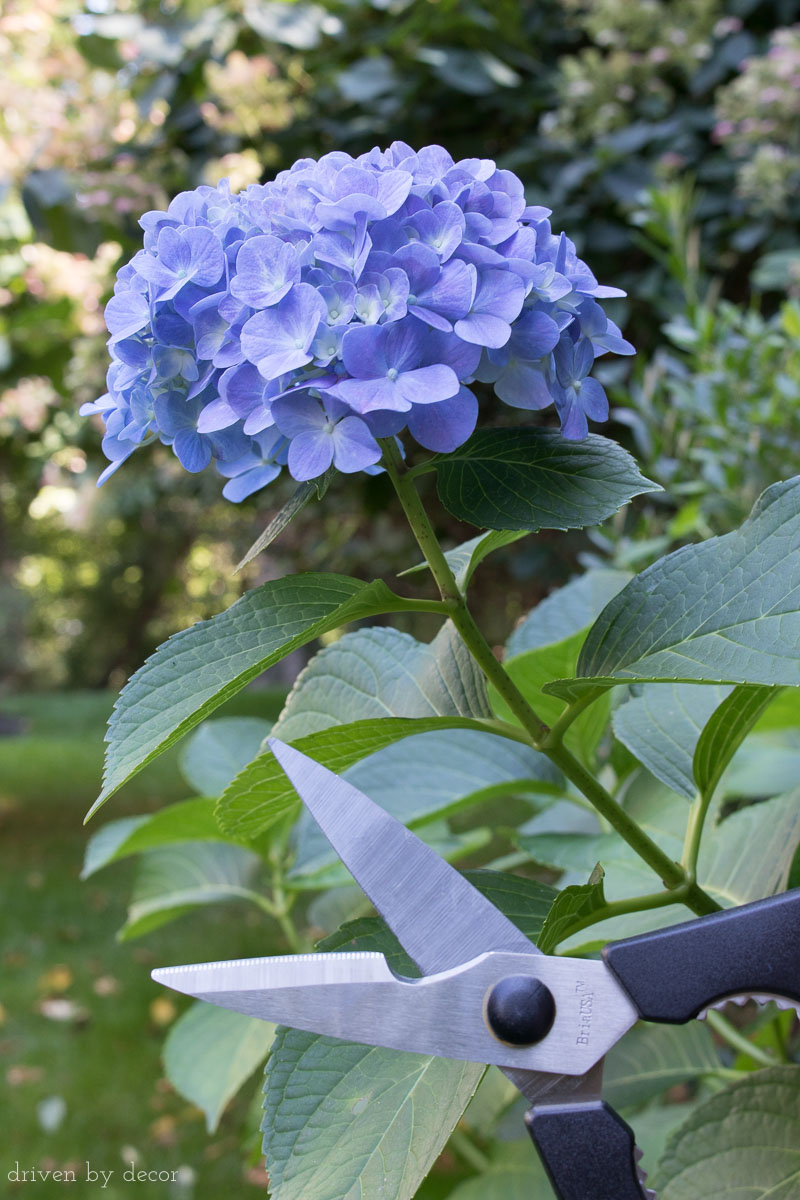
[380,440,721,918]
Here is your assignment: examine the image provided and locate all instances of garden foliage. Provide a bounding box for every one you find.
[82,141,800,1198]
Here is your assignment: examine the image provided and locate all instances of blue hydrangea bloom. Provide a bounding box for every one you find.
[83,144,634,500]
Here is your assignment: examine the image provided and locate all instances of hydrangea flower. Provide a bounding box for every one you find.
[83,143,634,500]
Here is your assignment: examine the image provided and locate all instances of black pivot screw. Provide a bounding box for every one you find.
[485,975,556,1046]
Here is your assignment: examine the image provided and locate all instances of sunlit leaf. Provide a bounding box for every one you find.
[163,1001,275,1133]
[89,574,419,817]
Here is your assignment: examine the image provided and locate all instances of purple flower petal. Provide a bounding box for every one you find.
[395,363,459,406]
[222,462,281,502]
[174,428,213,472]
[287,430,335,480]
[407,385,478,451]
[578,376,608,422]
[495,361,554,410]
[241,284,327,380]
[197,396,240,433]
[231,235,300,308]
[331,416,381,472]
[340,323,389,378]
[271,393,327,439]
[455,309,513,348]
[105,290,150,341]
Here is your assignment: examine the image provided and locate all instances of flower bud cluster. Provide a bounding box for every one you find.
[84,142,633,500]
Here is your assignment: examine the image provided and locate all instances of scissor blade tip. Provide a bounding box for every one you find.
[151,965,198,992]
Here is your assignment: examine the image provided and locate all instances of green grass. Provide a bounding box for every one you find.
[0,689,287,1200]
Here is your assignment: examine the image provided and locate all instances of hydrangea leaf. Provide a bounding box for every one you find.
[262,1027,482,1200]
[537,863,606,953]
[723,729,800,799]
[179,717,273,797]
[262,871,556,1200]
[88,573,423,819]
[655,1067,800,1199]
[118,842,264,940]
[613,684,731,800]
[546,477,800,699]
[270,623,490,744]
[215,718,534,841]
[505,568,632,658]
[603,1023,720,1112]
[433,429,659,532]
[163,1001,275,1134]
[262,914,480,1200]
[692,685,781,800]
[82,798,245,879]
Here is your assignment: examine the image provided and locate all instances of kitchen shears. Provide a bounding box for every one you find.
[153,739,800,1200]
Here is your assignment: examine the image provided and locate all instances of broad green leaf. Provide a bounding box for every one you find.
[179,717,273,796]
[655,1066,800,1199]
[402,530,527,591]
[723,729,800,798]
[603,1023,720,1110]
[263,914,482,1200]
[216,718,525,841]
[271,622,490,743]
[613,684,731,799]
[433,428,659,532]
[290,728,562,879]
[537,864,606,953]
[700,787,800,908]
[546,477,800,699]
[492,631,611,763]
[262,1027,482,1200]
[235,474,331,572]
[693,686,781,799]
[82,798,244,879]
[81,815,149,880]
[119,842,263,940]
[262,873,556,1200]
[506,567,631,657]
[88,573,418,818]
[446,1142,549,1199]
[163,1001,275,1133]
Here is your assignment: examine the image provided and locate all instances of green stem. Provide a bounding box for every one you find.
[682,790,713,879]
[542,691,601,747]
[558,888,683,944]
[769,1016,790,1064]
[380,443,723,919]
[705,1010,778,1068]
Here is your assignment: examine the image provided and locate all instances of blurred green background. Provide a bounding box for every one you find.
[2,0,799,1195]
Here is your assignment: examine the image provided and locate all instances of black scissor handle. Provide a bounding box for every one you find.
[527,1101,650,1200]
[604,889,800,1024]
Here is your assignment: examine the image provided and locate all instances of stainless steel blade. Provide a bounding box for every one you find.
[268,738,536,974]
[152,949,637,1074]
